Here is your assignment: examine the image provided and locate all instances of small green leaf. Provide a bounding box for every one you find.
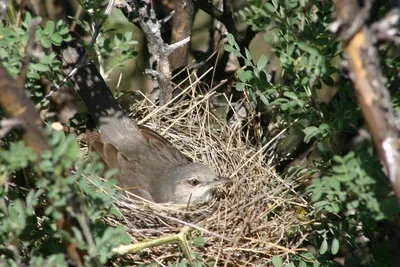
[236,82,245,91]
[50,34,63,45]
[314,200,329,208]
[237,69,247,82]
[245,48,252,61]
[271,256,282,267]
[319,239,328,254]
[283,91,298,99]
[233,50,242,57]
[331,238,340,255]
[244,59,253,66]
[30,63,50,72]
[124,32,132,41]
[265,3,276,12]
[46,21,55,34]
[41,38,52,48]
[257,55,268,70]
[39,160,53,172]
[287,43,295,56]
[58,26,69,35]
[192,237,206,248]
[322,75,334,86]
[227,33,235,46]
[224,44,234,53]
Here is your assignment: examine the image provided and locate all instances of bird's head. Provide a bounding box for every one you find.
[152,163,231,204]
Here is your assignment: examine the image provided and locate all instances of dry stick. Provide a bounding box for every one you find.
[332,1,400,201]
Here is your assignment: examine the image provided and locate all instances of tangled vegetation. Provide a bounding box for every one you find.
[0,0,399,266]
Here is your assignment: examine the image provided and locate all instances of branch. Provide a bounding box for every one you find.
[332,0,400,201]
[116,0,189,105]
[169,0,195,71]
[0,64,51,156]
[194,0,244,43]
[194,0,255,67]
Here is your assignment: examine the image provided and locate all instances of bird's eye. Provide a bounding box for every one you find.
[188,179,200,186]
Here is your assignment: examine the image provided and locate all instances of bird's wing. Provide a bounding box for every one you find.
[86,120,154,201]
[138,124,190,165]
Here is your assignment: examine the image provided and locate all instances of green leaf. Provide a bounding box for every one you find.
[319,239,328,254]
[310,179,323,201]
[331,238,340,255]
[224,44,234,53]
[236,82,245,91]
[50,34,63,45]
[271,256,282,267]
[237,69,247,82]
[257,55,268,70]
[260,94,269,105]
[30,63,50,72]
[287,43,295,56]
[104,168,119,179]
[124,32,132,41]
[245,48,252,61]
[39,160,53,172]
[234,50,242,57]
[322,75,334,86]
[46,21,55,34]
[314,200,329,208]
[283,91,298,99]
[265,3,276,12]
[244,59,253,66]
[40,38,52,48]
[192,237,206,247]
[227,33,235,46]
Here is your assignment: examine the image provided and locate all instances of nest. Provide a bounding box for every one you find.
[96,82,309,266]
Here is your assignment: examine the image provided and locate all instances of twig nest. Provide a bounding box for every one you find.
[103,91,306,265]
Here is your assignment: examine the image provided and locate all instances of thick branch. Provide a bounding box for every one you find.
[333,0,400,200]
[0,63,51,156]
[169,0,195,71]
[116,0,188,105]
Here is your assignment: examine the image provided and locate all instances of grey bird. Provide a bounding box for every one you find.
[86,117,231,203]
[62,44,231,203]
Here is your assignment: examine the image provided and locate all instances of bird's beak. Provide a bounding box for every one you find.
[208,177,233,187]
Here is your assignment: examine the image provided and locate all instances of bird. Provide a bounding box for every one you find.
[86,117,232,204]
[61,45,231,203]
